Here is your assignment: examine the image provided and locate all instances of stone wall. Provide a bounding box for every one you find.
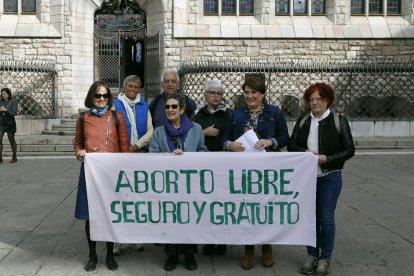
[0,0,98,118]
[163,38,414,68]
[167,0,414,67]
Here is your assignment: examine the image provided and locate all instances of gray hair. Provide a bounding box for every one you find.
[160,68,180,83]
[204,79,224,93]
[123,75,141,87]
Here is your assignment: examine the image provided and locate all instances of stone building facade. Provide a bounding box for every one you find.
[0,0,413,135]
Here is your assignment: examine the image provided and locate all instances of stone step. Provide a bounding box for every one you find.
[42,130,75,136]
[3,135,73,144]
[2,135,74,157]
[51,125,76,131]
[354,138,414,148]
[2,151,74,157]
[60,118,77,126]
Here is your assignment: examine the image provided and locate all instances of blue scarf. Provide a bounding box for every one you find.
[89,105,109,117]
[164,116,194,152]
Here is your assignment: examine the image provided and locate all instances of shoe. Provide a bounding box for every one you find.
[214,244,227,256]
[84,254,97,271]
[262,244,274,267]
[184,253,197,271]
[113,243,122,256]
[10,158,17,163]
[164,254,179,271]
[316,259,330,276]
[300,256,318,275]
[202,244,214,255]
[241,245,254,270]
[106,255,118,270]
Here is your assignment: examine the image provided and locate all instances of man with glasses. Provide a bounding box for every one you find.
[149,68,197,128]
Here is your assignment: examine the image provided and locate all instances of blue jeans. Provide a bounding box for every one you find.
[307,171,342,260]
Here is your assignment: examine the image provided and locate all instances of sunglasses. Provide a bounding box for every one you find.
[164,104,179,110]
[94,93,109,99]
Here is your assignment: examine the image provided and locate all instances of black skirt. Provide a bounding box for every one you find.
[0,112,16,133]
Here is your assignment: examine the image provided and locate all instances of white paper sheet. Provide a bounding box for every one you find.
[235,129,266,152]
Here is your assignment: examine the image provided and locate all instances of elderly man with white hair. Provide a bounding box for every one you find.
[149,68,197,128]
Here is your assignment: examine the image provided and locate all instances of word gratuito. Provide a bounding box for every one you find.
[110,200,299,225]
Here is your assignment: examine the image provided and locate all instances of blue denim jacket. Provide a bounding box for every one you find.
[223,104,289,151]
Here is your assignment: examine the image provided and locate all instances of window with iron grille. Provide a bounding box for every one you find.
[276,0,325,15]
[369,0,382,14]
[3,0,18,12]
[387,0,400,14]
[204,0,219,14]
[204,0,254,15]
[239,0,254,14]
[275,0,289,14]
[222,0,236,14]
[351,0,401,15]
[351,0,365,13]
[22,0,36,12]
[3,0,36,13]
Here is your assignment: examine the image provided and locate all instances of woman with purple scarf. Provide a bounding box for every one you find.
[149,93,207,271]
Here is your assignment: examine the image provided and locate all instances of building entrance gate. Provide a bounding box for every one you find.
[94,0,159,98]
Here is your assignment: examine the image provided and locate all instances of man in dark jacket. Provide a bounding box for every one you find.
[149,69,197,128]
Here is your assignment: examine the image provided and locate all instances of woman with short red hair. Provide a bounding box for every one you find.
[289,83,355,276]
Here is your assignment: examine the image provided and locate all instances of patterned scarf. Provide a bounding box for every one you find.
[208,101,227,114]
[89,105,109,117]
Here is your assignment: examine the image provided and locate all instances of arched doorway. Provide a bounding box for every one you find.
[94,0,159,98]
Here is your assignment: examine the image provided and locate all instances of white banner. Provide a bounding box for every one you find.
[85,152,317,246]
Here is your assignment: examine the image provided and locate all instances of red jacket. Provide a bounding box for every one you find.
[74,110,129,154]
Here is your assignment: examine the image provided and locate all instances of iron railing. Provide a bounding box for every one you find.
[178,60,414,119]
[0,59,57,118]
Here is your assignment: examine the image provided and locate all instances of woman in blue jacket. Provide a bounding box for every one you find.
[222,76,289,270]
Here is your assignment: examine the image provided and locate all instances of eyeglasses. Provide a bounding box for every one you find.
[94,93,109,99]
[207,91,223,97]
[165,104,179,110]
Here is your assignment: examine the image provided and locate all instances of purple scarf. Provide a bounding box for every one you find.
[164,116,194,152]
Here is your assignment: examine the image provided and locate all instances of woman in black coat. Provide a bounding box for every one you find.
[194,79,231,256]
[0,88,18,163]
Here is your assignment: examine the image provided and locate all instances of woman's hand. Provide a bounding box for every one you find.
[173,149,183,155]
[228,141,245,152]
[254,139,272,150]
[0,106,7,111]
[76,149,86,161]
[203,124,219,137]
[317,154,327,164]
[306,149,327,164]
[129,144,139,152]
